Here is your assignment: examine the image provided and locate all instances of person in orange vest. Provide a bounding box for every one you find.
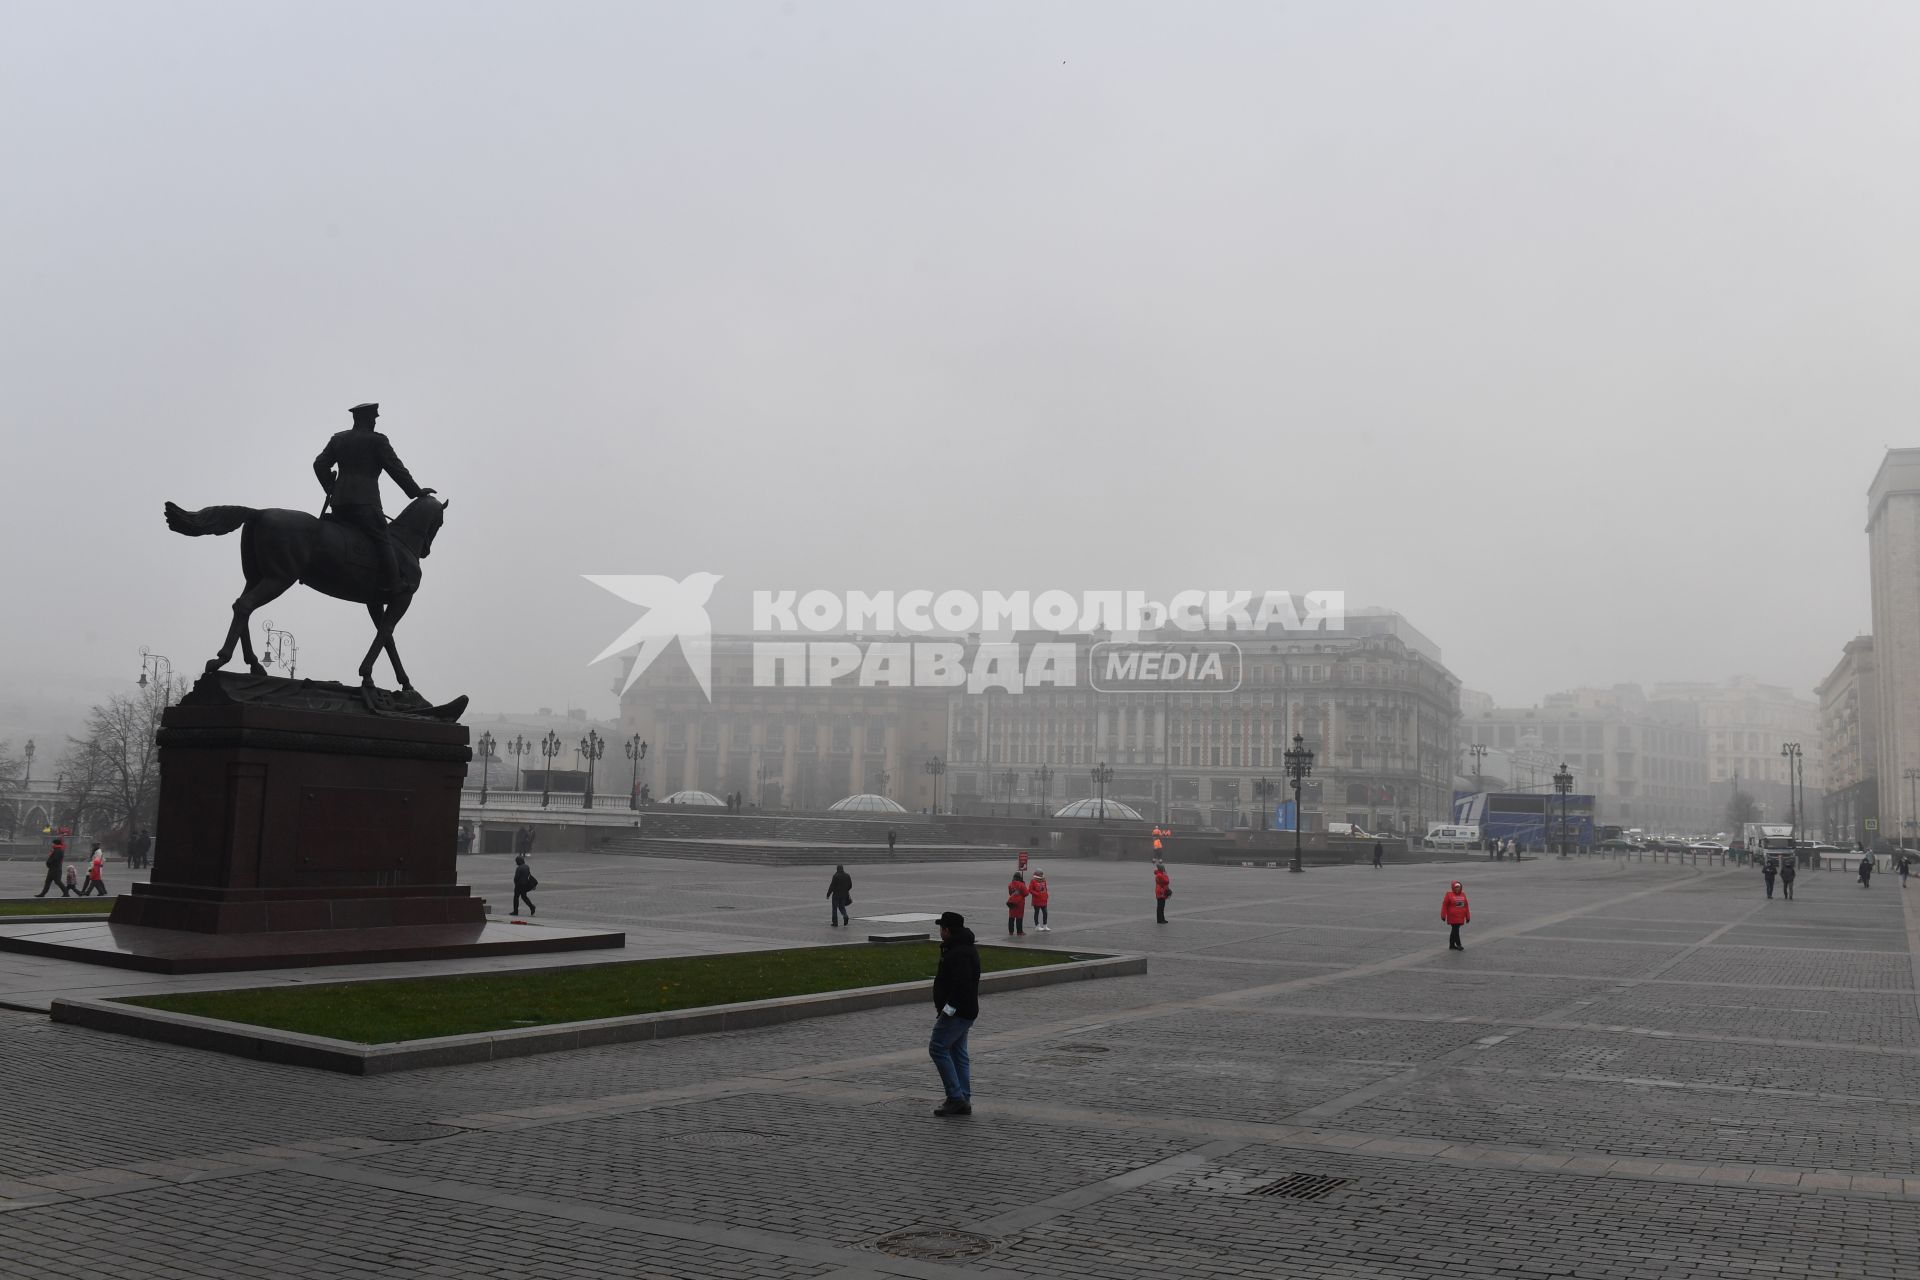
[1029,870,1050,931]
[1005,871,1029,936]
[1441,880,1471,950]
[1153,860,1171,923]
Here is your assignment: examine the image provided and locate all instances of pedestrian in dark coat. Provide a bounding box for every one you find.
[1779,857,1796,900]
[887,829,898,854]
[929,911,980,1116]
[1762,858,1777,899]
[512,854,537,915]
[1441,880,1471,950]
[1859,854,1874,888]
[33,838,65,897]
[827,865,853,927]
[1372,841,1384,870]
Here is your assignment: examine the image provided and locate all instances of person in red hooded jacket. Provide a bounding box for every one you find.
[1153,861,1171,923]
[1005,872,1029,936]
[1441,880,1471,950]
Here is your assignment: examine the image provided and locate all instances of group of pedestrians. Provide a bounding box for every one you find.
[1003,869,1051,934]
[32,837,110,898]
[1760,855,1798,899]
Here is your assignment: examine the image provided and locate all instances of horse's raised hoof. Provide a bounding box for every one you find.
[248,662,267,677]
[204,658,225,674]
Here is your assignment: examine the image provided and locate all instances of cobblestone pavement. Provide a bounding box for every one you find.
[3,852,1919,1278]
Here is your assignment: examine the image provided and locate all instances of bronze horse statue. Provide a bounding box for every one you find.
[164,494,448,693]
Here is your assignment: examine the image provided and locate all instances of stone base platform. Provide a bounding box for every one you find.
[0,917,624,975]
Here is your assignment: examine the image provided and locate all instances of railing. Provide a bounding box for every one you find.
[459,789,642,811]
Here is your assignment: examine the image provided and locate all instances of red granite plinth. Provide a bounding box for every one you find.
[112,678,485,938]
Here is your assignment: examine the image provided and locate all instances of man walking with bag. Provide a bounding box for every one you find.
[33,836,65,897]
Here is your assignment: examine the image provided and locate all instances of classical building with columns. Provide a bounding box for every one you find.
[615,609,1461,832]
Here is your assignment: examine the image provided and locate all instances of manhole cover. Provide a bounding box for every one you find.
[678,1129,768,1149]
[1248,1173,1352,1200]
[872,1228,997,1261]
[1024,1055,1092,1067]
[367,1124,464,1143]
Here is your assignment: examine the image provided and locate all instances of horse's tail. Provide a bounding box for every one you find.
[164,502,256,537]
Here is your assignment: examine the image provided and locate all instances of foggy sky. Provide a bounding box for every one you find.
[3,1,1916,733]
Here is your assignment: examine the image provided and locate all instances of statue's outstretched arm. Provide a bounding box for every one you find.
[378,437,427,500]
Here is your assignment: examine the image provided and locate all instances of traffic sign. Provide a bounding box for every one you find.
[1865,818,1879,831]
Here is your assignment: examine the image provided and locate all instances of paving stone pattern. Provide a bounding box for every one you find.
[4,853,1920,1278]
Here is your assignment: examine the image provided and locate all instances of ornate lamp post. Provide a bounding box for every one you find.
[260,620,298,678]
[923,756,945,814]
[22,739,33,787]
[579,729,604,809]
[1090,761,1115,822]
[872,767,890,798]
[1284,733,1314,873]
[477,730,496,805]
[137,648,175,704]
[1031,763,1054,816]
[539,730,562,809]
[1000,768,1020,816]
[1553,761,1574,857]
[625,735,649,809]
[1253,777,1279,831]
[1781,742,1805,862]
[507,734,531,793]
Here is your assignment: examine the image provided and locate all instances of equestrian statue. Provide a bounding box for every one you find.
[164,402,456,710]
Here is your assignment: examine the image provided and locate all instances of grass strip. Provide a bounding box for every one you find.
[0,897,116,916]
[121,943,1088,1044]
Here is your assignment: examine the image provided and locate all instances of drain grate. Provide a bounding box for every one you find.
[872,1228,997,1261]
[367,1124,464,1143]
[1248,1173,1351,1200]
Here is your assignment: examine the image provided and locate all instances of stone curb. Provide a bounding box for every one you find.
[50,951,1147,1076]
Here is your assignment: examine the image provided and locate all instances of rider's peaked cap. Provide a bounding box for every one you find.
[349,402,379,414]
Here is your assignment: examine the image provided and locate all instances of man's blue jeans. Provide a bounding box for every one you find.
[928,1013,974,1102]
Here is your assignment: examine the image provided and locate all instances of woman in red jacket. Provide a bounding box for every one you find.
[1154,861,1171,924]
[1006,871,1029,936]
[1441,880,1471,950]
[1028,870,1051,931]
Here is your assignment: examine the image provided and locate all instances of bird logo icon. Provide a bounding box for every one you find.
[585,572,723,698]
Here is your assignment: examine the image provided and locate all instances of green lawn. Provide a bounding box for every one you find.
[0,897,116,916]
[121,943,1088,1044]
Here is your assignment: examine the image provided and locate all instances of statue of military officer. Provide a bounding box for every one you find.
[312,403,436,595]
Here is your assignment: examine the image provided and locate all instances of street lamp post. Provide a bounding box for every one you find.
[137,648,176,704]
[1903,767,1919,853]
[924,756,945,814]
[1031,763,1054,816]
[579,730,604,809]
[260,621,298,679]
[872,767,891,798]
[22,739,33,788]
[1090,761,1115,822]
[1253,777,1279,831]
[626,735,649,809]
[1000,768,1019,816]
[1553,761,1574,857]
[539,730,562,809]
[507,734,530,793]
[1284,733,1314,873]
[477,731,495,805]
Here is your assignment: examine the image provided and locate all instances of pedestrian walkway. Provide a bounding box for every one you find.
[1,854,1916,1279]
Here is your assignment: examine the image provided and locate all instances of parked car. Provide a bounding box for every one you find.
[1595,838,1638,851]
[1688,841,1728,853]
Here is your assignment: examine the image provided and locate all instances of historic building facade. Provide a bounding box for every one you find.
[1816,635,1878,847]
[615,610,1462,832]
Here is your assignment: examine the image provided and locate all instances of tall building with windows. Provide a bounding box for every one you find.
[1816,636,1877,846]
[615,610,1462,832]
[1463,685,1712,834]
[1868,449,1920,845]
[1652,676,1823,833]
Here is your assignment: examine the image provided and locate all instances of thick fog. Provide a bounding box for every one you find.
[3,1,1915,731]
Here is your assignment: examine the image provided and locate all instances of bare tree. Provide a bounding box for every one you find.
[69,684,166,846]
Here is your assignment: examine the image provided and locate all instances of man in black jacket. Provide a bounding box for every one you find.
[929,910,981,1116]
[33,837,66,897]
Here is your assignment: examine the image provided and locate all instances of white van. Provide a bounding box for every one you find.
[1425,824,1480,849]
